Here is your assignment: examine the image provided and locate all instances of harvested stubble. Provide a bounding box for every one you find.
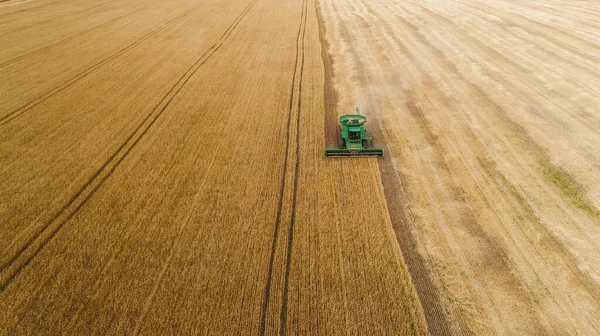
[319,0,600,334]
[0,0,426,333]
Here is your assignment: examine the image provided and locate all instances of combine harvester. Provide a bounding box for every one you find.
[325,107,384,157]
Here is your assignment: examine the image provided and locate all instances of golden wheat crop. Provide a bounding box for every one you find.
[0,0,426,333]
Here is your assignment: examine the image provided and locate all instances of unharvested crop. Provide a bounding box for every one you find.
[0,0,425,333]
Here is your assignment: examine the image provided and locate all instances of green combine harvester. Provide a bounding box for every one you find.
[325,107,384,157]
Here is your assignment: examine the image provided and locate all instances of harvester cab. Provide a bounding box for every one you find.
[325,107,384,157]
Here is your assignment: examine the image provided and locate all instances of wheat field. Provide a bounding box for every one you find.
[0,0,425,333]
[1,0,599,334]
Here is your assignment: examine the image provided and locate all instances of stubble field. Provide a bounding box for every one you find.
[320,0,600,334]
[1,0,599,334]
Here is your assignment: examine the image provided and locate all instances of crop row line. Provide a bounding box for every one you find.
[0,0,258,291]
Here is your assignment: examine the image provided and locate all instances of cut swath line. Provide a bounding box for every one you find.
[0,0,258,291]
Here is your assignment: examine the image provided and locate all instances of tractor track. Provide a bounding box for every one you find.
[0,0,153,69]
[0,0,205,126]
[280,0,308,332]
[0,0,259,291]
[259,0,307,333]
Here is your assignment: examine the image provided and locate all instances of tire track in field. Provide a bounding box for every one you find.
[0,0,258,291]
[259,0,307,333]
[0,0,204,125]
[0,1,151,69]
[279,0,308,332]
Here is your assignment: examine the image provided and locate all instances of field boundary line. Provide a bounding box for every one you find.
[0,0,258,291]
[0,0,204,126]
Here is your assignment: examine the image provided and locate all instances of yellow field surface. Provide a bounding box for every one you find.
[320,0,600,334]
[2,0,600,334]
[0,0,425,334]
